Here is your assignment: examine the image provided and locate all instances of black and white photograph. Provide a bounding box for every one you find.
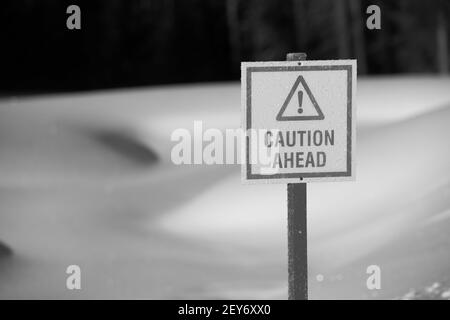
[0,0,450,305]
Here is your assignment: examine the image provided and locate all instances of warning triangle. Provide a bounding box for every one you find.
[276,75,324,121]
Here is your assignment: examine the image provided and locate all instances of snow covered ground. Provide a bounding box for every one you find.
[0,76,449,299]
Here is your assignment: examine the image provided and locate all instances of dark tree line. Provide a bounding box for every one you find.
[0,0,448,93]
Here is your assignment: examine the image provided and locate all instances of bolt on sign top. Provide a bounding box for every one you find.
[241,60,357,183]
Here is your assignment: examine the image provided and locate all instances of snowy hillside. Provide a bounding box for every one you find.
[0,76,449,299]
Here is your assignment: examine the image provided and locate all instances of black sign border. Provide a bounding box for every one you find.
[245,65,353,180]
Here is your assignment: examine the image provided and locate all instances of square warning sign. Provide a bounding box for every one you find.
[241,60,356,183]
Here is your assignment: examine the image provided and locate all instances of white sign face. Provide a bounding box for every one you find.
[241,60,356,183]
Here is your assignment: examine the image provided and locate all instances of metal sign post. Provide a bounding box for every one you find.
[286,52,308,300]
[287,182,308,300]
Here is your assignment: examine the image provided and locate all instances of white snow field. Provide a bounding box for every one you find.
[0,76,449,299]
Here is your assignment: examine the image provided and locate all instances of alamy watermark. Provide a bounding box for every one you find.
[170,121,281,174]
[170,121,334,174]
[366,5,381,30]
[66,5,81,30]
[66,264,81,290]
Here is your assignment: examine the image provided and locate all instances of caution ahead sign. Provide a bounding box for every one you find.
[241,60,356,183]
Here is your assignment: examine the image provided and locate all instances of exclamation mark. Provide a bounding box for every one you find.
[297,91,303,114]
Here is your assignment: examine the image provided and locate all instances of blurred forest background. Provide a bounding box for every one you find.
[0,0,449,93]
